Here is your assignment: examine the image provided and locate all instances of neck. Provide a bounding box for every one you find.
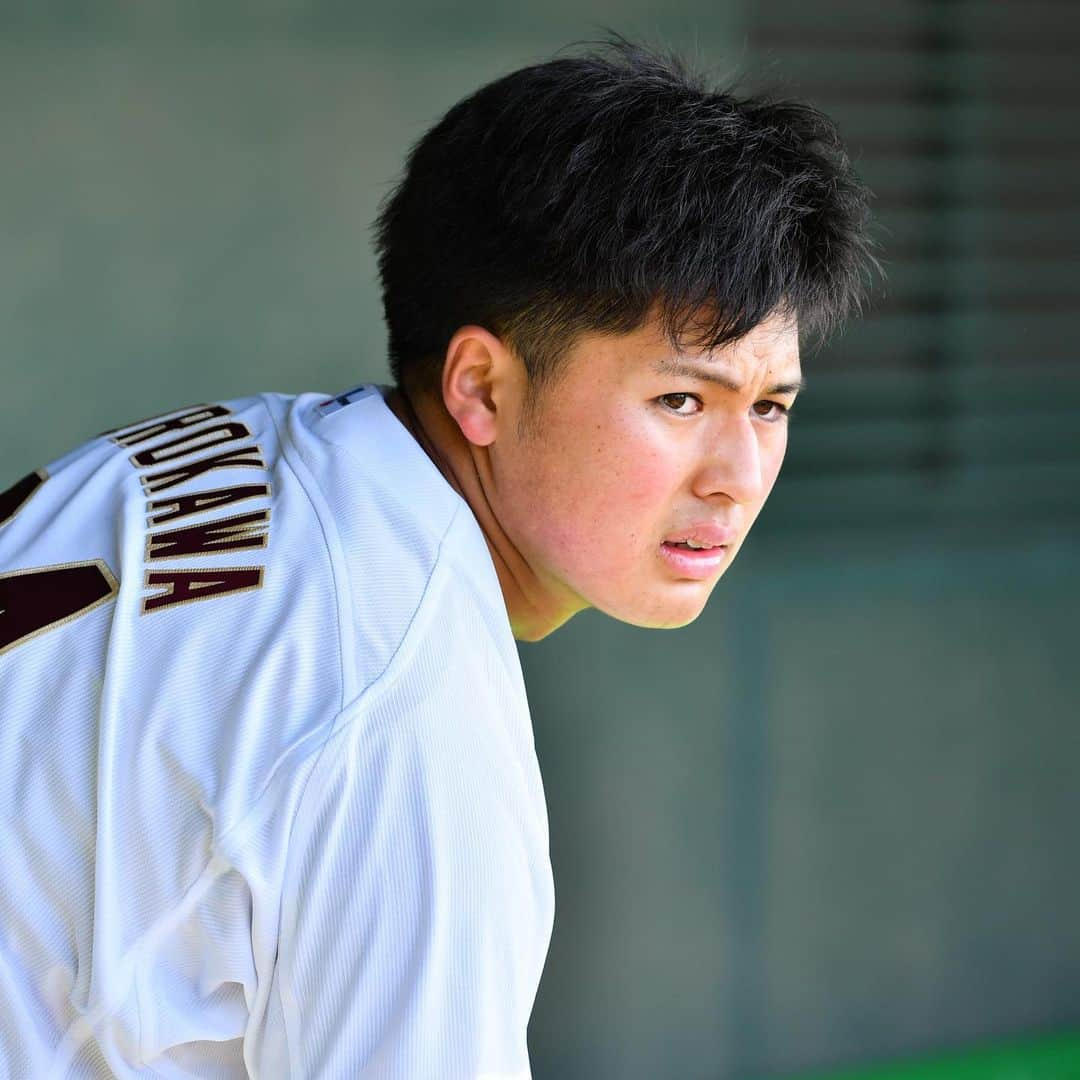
[384,386,582,641]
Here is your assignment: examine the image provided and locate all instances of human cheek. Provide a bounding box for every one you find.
[588,432,671,533]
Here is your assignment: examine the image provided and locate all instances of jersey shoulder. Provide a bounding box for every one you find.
[0,385,503,806]
[285,384,496,701]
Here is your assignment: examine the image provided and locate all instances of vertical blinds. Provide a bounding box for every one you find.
[747,0,1080,532]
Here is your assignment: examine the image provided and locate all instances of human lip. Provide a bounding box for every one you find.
[659,523,737,580]
[659,541,730,579]
[662,522,739,547]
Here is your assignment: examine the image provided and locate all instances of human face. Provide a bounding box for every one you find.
[488,309,803,630]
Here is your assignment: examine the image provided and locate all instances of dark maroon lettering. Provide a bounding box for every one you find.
[146,483,270,526]
[142,567,263,614]
[130,422,252,468]
[141,445,266,495]
[146,509,270,560]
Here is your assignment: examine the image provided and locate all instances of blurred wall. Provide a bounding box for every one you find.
[2,4,1078,1079]
[526,533,1080,1079]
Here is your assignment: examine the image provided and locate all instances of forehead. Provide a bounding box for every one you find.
[556,307,802,392]
[634,310,801,378]
[652,354,805,396]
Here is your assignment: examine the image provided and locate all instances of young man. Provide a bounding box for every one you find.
[0,35,876,1079]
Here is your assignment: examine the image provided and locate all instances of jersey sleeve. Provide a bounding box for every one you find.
[251,688,552,1080]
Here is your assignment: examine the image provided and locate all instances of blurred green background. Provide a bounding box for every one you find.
[2,3,1078,1078]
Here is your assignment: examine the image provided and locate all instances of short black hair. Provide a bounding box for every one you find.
[372,31,879,414]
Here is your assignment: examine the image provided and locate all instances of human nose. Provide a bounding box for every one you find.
[690,414,764,505]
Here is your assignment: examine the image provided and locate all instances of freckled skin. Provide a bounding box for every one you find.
[388,308,802,641]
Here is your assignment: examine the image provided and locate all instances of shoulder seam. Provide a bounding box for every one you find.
[333,497,464,727]
[263,394,351,713]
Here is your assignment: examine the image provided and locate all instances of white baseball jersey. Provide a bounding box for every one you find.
[0,384,555,1078]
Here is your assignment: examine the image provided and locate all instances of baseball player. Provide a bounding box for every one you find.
[0,33,876,1078]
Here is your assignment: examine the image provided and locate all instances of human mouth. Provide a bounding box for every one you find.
[659,522,738,579]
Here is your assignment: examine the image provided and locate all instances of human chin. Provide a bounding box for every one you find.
[592,575,714,630]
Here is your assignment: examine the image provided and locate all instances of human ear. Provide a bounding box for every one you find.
[440,326,518,448]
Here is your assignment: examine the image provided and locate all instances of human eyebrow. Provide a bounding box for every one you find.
[651,358,806,397]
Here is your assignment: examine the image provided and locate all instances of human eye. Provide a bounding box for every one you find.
[656,392,703,416]
[753,400,793,423]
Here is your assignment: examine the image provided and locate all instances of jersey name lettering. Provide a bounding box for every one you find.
[107,402,274,615]
[129,422,255,469]
[141,444,267,496]
[142,567,264,614]
[146,509,270,560]
[147,483,270,526]
[0,401,275,651]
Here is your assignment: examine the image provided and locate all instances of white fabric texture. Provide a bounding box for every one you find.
[0,385,554,1078]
